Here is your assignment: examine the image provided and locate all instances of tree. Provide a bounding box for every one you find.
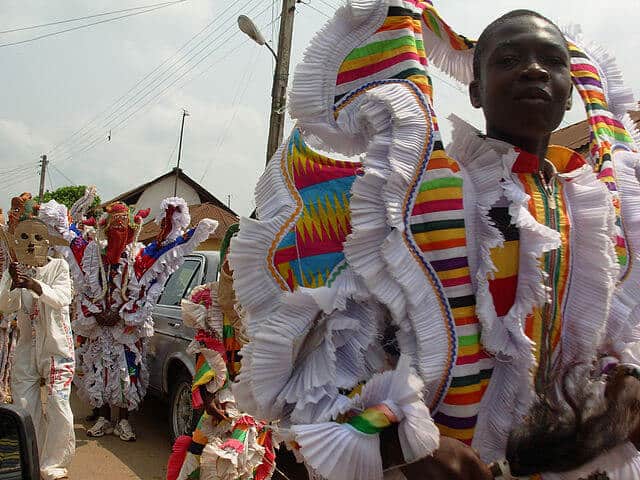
[38,185,101,211]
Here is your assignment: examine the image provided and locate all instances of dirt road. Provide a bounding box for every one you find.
[68,391,171,479]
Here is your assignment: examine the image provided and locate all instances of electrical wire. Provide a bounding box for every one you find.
[0,163,39,176]
[50,164,76,185]
[53,0,278,165]
[47,167,53,191]
[300,2,332,18]
[48,12,224,156]
[314,0,340,13]
[0,170,37,190]
[0,1,186,48]
[199,47,261,182]
[164,118,183,171]
[49,0,262,159]
[0,1,185,34]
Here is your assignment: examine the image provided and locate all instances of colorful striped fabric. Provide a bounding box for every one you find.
[567,40,633,271]
[223,320,242,380]
[487,148,578,393]
[408,147,493,445]
[271,129,360,291]
[336,0,433,103]
[421,3,475,52]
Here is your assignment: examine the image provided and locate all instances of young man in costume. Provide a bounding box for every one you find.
[42,195,216,442]
[229,2,640,479]
[0,194,75,480]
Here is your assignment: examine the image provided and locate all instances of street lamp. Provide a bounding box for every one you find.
[237,15,277,61]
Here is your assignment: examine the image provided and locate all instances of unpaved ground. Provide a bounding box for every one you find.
[68,390,171,480]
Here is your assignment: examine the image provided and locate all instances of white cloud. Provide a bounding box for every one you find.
[0,0,638,217]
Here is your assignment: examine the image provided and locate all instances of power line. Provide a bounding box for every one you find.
[48,14,223,157]
[0,1,185,34]
[49,0,262,159]
[200,47,261,182]
[53,0,278,165]
[50,164,76,185]
[0,0,186,49]
[300,2,332,18]
[0,163,39,176]
[314,0,340,13]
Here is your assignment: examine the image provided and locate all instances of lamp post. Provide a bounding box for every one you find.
[237,1,295,165]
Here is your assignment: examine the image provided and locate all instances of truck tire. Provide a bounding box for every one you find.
[168,369,201,444]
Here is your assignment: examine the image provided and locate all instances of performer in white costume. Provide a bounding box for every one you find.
[0,193,75,480]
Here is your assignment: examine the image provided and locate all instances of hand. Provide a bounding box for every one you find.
[9,262,42,295]
[8,262,21,287]
[95,310,120,327]
[382,426,492,480]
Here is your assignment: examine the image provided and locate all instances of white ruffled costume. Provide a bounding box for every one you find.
[228,1,640,479]
[40,195,217,412]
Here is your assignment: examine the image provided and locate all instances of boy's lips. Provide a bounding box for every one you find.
[514,86,552,102]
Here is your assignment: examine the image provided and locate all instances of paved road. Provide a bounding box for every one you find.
[68,390,171,480]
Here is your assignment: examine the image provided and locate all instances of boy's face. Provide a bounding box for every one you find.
[470,16,572,145]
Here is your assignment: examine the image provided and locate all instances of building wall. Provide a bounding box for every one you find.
[197,238,220,251]
[135,176,201,219]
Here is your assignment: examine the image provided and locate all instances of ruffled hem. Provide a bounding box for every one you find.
[559,164,619,364]
[291,360,439,480]
[122,219,217,327]
[74,332,149,410]
[342,80,458,410]
[608,151,640,355]
[420,5,474,85]
[288,0,388,156]
[228,142,295,338]
[561,24,636,117]
[447,116,550,360]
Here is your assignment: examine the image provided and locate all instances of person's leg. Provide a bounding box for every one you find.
[10,344,43,454]
[39,355,75,480]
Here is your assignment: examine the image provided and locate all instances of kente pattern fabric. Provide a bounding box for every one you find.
[566,39,633,271]
[487,148,577,395]
[407,147,492,445]
[336,0,432,102]
[272,129,359,291]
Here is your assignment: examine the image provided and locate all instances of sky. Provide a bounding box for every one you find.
[0,0,639,217]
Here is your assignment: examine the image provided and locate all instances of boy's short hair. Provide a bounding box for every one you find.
[472,9,566,81]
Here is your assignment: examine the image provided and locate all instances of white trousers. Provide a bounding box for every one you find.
[12,344,75,480]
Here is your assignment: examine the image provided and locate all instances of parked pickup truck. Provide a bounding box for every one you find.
[146,250,220,443]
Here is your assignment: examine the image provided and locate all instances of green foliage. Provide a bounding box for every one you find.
[38,185,101,210]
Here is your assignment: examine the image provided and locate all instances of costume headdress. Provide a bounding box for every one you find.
[155,197,190,244]
[229,1,477,478]
[231,3,640,478]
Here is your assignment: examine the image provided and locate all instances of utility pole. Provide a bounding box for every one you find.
[265,0,296,164]
[174,109,189,197]
[38,154,48,200]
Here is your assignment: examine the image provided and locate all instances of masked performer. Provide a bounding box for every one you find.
[0,209,18,404]
[0,194,75,480]
[166,224,276,480]
[42,195,216,442]
[229,2,640,479]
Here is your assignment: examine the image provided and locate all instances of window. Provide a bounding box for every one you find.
[157,259,201,306]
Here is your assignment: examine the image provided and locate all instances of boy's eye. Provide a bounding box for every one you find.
[497,56,519,67]
[545,56,567,66]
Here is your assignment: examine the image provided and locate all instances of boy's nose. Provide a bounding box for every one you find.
[521,61,550,81]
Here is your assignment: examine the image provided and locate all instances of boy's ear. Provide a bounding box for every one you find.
[469,80,482,109]
[565,84,573,111]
